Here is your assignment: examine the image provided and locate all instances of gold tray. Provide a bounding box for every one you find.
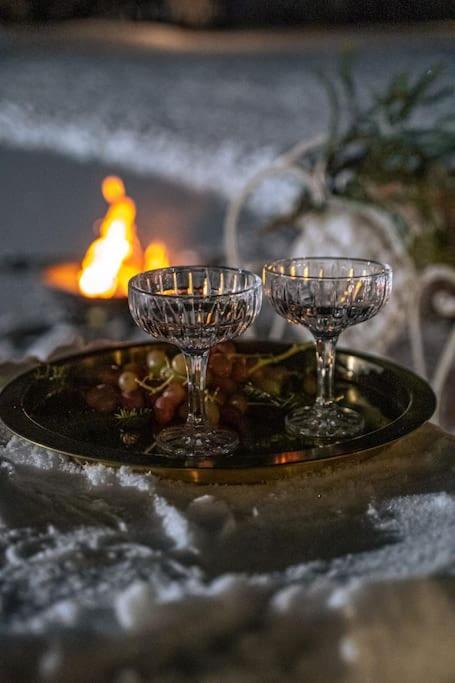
[0,341,435,484]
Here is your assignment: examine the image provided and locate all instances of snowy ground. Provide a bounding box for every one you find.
[1,416,455,681]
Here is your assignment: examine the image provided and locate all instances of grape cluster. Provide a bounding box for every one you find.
[84,342,290,437]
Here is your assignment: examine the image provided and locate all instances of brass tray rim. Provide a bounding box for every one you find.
[0,341,436,484]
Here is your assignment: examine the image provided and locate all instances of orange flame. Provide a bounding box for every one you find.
[77,176,170,299]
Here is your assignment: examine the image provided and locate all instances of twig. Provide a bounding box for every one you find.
[247,343,305,376]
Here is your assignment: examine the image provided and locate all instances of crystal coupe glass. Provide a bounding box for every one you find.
[129,266,262,457]
[263,257,392,441]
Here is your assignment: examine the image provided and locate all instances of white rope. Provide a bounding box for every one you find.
[414,265,455,422]
[433,326,455,424]
[224,163,324,266]
[224,135,326,266]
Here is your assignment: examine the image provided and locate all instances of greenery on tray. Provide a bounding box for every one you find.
[33,363,69,401]
[243,382,305,411]
[269,60,455,267]
[34,364,68,382]
[114,407,153,428]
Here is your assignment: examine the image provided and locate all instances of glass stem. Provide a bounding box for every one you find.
[183,351,209,430]
[315,337,337,407]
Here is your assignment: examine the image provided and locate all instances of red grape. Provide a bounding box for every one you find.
[212,376,237,395]
[97,365,121,386]
[231,357,249,383]
[228,393,248,415]
[145,392,158,408]
[162,382,186,407]
[86,384,119,413]
[213,341,236,356]
[121,390,145,409]
[220,405,242,428]
[220,406,247,436]
[153,395,175,425]
[209,353,232,378]
[178,403,188,420]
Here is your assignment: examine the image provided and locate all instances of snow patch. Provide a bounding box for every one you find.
[154,495,195,552]
[340,637,359,663]
[115,581,153,631]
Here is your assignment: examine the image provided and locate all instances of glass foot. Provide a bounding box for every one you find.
[157,425,239,458]
[285,403,364,442]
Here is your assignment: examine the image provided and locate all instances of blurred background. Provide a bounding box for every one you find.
[0,1,453,425]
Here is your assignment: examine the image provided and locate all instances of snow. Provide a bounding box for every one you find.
[0,420,455,680]
[115,582,154,631]
[0,34,452,211]
[339,637,359,663]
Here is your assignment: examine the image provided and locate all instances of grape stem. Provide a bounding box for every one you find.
[247,344,306,376]
[135,374,174,395]
[144,440,157,454]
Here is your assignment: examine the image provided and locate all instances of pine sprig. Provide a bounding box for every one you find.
[243,382,304,410]
[33,364,69,400]
[265,59,454,267]
[114,407,152,428]
[34,364,68,382]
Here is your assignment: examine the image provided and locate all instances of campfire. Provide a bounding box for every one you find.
[44,176,170,300]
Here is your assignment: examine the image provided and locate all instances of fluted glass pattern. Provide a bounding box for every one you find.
[263,258,392,442]
[263,258,392,341]
[129,266,262,353]
[129,266,262,458]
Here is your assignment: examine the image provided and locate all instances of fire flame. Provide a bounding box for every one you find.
[77,176,170,299]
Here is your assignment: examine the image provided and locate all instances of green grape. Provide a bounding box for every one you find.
[267,366,288,383]
[171,353,187,377]
[211,389,227,406]
[303,374,317,396]
[118,371,139,394]
[255,375,281,396]
[146,349,168,375]
[206,399,220,426]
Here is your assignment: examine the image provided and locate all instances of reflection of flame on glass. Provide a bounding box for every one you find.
[78,176,170,299]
